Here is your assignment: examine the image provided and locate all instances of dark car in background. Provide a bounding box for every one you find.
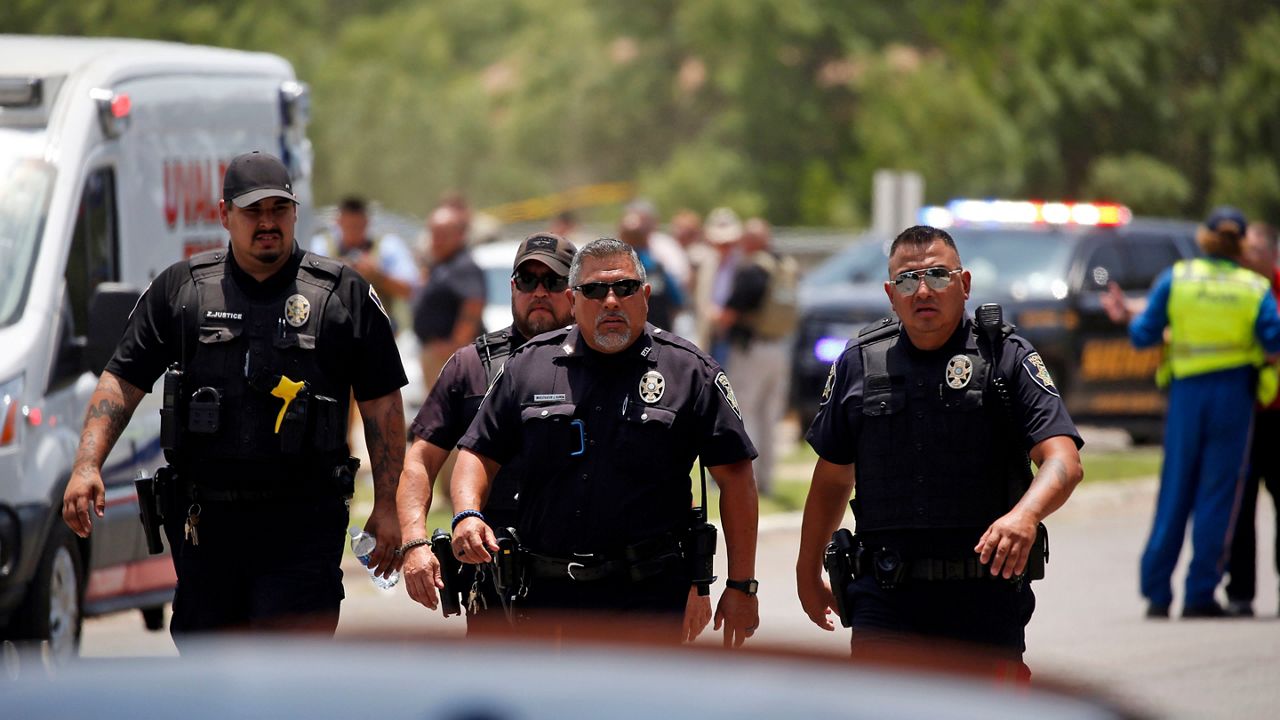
[792,200,1200,442]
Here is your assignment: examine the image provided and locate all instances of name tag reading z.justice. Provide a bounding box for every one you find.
[534,394,567,403]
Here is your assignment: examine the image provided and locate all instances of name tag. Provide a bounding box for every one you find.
[533,393,567,403]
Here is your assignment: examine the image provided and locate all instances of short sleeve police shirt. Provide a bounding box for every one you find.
[806,318,1082,465]
[106,246,407,401]
[460,325,756,554]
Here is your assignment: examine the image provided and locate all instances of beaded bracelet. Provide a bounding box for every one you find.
[396,537,431,558]
[451,509,486,530]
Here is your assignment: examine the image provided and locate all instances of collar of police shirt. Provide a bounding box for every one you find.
[557,324,660,366]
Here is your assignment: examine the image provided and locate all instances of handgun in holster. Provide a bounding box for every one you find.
[431,528,465,617]
[823,528,858,628]
[331,457,360,499]
[686,509,718,596]
[489,527,525,624]
[134,467,172,555]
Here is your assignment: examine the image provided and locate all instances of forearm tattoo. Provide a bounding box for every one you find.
[363,396,406,498]
[74,378,144,478]
[1035,457,1069,488]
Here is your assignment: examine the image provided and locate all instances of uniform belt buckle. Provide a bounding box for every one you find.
[566,552,597,581]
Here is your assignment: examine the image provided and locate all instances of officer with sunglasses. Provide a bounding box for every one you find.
[449,238,761,646]
[796,225,1084,678]
[396,233,576,629]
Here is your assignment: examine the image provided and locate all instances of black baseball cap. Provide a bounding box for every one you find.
[513,232,576,276]
[223,151,297,208]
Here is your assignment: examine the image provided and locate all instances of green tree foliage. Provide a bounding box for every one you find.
[6,0,1280,224]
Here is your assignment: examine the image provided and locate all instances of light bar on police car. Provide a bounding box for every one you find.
[920,199,1133,229]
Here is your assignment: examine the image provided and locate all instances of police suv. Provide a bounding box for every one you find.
[792,199,1200,441]
[0,36,313,659]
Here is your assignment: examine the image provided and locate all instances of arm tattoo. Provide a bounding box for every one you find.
[74,376,145,478]
[1035,457,1068,488]
[362,395,406,499]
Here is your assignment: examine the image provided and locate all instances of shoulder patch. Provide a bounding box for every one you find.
[1022,352,1059,397]
[819,360,837,405]
[715,371,742,419]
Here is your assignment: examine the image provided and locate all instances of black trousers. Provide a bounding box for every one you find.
[1227,410,1280,602]
[162,494,348,651]
[842,574,1035,667]
[513,572,688,643]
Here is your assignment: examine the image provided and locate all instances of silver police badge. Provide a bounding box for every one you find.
[284,293,311,327]
[945,354,973,389]
[639,370,665,403]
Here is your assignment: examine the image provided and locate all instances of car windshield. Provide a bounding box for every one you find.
[951,228,1076,300]
[804,238,889,286]
[0,143,56,328]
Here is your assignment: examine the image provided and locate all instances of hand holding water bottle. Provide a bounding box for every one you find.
[349,527,401,590]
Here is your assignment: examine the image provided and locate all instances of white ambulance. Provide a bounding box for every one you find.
[0,35,314,659]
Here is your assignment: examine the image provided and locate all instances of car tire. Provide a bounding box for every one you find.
[10,524,83,663]
[141,605,166,632]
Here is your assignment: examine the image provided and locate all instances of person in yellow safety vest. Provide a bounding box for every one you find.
[1125,207,1280,619]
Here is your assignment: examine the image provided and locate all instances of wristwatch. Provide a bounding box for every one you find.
[725,578,759,597]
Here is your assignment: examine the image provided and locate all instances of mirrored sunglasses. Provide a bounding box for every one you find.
[890,267,963,295]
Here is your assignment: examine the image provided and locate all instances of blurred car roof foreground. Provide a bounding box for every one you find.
[3,631,1144,720]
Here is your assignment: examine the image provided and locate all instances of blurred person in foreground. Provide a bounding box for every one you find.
[1110,207,1280,618]
[716,218,799,496]
[62,152,406,646]
[449,238,759,646]
[1225,221,1280,617]
[796,224,1083,678]
[412,201,486,394]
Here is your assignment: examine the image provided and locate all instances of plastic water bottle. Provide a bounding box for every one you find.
[348,527,400,590]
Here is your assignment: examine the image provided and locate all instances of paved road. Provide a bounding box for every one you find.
[79,475,1277,718]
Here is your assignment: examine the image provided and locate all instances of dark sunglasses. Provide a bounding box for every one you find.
[512,272,569,293]
[890,267,963,295]
[574,279,644,300]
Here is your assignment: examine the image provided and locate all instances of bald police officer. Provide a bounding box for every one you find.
[63,152,406,645]
[796,225,1083,675]
[449,238,760,646]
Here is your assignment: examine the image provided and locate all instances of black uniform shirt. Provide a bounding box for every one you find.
[806,316,1081,550]
[460,324,756,556]
[808,317,1081,463]
[414,249,486,341]
[107,244,407,441]
[409,327,526,525]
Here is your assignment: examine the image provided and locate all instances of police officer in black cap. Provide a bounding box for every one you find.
[795,225,1083,675]
[449,238,760,646]
[62,151,407,646]
[396,232,578,629]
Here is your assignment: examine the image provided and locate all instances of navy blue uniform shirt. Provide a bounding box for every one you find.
[460,324,756,557]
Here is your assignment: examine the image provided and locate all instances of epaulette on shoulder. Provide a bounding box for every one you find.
[856,316,900,345]
[299,252,343,281]
[520,326,572,352]
[650,328,721,370]
[188,248,226,270]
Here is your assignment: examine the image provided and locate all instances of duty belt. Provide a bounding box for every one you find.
[525,534,684,583]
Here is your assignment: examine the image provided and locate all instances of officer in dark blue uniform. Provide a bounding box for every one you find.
[795,225,1083,676]
[449,238,760,646]
[63,152,407,647]
[396,233,577,628]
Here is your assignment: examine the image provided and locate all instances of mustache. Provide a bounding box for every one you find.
[596,311,627,326]
[254,229,281,239]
